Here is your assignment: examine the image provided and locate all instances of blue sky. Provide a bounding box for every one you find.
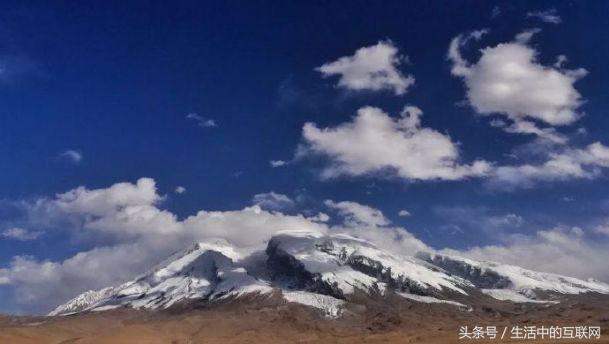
[1,1,609,314]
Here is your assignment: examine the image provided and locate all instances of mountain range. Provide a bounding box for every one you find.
[50,230,609,318]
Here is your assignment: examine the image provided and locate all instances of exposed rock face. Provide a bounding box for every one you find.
[418,253,512,289]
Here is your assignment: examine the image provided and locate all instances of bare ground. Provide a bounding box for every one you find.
[1,293,609,343]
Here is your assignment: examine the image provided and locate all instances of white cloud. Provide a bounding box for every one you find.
[321,200,428,255]
[489,142,609,189]
[59,150,82,164]
[175,186,186,194]
[351,224,430,256]
[1,227,42,241]
[316,40,414,95]
[449,29,587,137]
[0,243,155,311]
[325,200,389,227]
[186,112,217,128]
[398,209,411,217]
[447,226,609,282]
[52,177,162,217]
[527,9,562,24]
[11,177,177,242]
[270,160,288,168]
[251,192,295,211]
[299,106,490,181]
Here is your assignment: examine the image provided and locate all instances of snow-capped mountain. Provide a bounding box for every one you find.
[50,240,273,316]
[50,231,609,317]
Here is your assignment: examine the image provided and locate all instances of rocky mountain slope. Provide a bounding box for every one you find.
[50,231,609,317]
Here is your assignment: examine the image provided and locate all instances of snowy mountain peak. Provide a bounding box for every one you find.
[50,232,609,317]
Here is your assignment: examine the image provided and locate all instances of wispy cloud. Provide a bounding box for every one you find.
[59,150,83,164]
[527,9,562,24]
[252,191,295,211]
[0,54,41,85]
[434,206,524,237]
[269,160,288,168]
[1,227,42,241]
[186,112,217,128]
[487,143,609,190]
[490,6,501,19]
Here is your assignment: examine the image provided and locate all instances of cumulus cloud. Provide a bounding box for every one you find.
[488,142,609,189]
[19,178,178,242]
[53,177,162,217]
[251,192,295,211]
[0,243,155,310]
[1,227,42,241]
[447,226,609,282]
[449,29,587,138]
[316,41,414,95]
[59,150,82,164]
[186,112,217,128]
[298,106,490,181]
[527,9,562,24]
